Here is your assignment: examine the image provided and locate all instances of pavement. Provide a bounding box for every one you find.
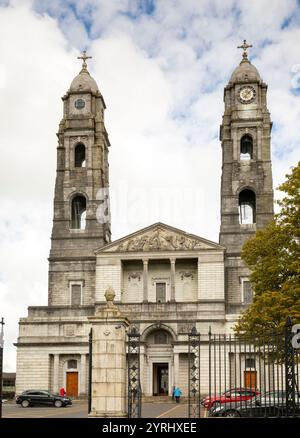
[2,400,198,418]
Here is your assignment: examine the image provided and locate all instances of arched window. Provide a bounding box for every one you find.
[239,189,256,224]
[71,195,86,229]
[154,331,168,344]
[75,143,86,167]
[67,359,77,369]
[240,135,253,160]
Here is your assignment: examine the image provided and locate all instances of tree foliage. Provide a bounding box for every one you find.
[235,162,300,335]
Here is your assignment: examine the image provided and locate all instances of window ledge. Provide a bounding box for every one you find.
[240,223,256,229]
[70,228,86,233]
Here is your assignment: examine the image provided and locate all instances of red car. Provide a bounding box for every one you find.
[201,388,260,409]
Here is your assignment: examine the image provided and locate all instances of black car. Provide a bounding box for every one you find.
[209,391,300,417]
[16,390,72,408]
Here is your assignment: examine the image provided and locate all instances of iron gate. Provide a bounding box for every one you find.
[127,326,141,418]
[88,327,92,414]
[188,326,200,418]
[188,318,300,418]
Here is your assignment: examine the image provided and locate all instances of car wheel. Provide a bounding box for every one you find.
[21,400,30,408]
[54,400,63,408]
[224,410,240,417]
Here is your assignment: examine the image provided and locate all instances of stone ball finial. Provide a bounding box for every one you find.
[104,287,115,308]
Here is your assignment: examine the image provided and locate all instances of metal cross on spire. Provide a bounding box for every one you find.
[237,39,252,61]
[77,50,92,71]
[0,317,4,348]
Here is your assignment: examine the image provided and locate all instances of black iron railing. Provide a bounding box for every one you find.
[188,326,200,418]
[88,327,92,414]
[192,319,300,418]
[127,326,141,418]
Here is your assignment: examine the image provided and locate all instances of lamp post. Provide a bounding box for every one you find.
[0,317,4,418]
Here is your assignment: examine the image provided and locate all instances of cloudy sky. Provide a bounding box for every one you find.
[0,0,300,371]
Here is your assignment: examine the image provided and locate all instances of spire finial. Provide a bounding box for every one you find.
[0,317,4,348]
[77,50,92,71]
[237,39,252,62]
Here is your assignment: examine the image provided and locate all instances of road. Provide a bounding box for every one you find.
[2,401,194,418]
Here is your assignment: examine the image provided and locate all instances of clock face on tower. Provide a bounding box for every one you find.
[238,86,256,104]
[75,98,85,109]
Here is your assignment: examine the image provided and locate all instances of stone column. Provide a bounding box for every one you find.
[140,347,145,394]
[53,354,59,394]
[88,287,130,417]
[170,258,176,301]
[143,259,148,302]
[173,352,179,386]
[197,257,201,300]
[80,354,86,396]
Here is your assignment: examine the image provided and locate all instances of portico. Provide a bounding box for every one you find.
[95,222,226,305]
[94,222,226,396]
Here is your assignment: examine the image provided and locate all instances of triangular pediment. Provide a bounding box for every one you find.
[96,223,224,254]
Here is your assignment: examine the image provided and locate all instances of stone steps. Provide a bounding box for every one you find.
[143,396,173,403]
[142,396,187,403]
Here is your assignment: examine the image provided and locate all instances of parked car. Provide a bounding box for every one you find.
[201,387,259,409]
[16,390,72,408]
[209,391,300,417]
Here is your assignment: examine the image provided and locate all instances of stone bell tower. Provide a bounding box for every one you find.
[48,51,111,306]
[219,41,274,311]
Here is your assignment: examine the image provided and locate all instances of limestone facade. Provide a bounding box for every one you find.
[15,49,274,398]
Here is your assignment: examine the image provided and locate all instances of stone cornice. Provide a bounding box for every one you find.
[14,342,88,347]
[48,256,96,262]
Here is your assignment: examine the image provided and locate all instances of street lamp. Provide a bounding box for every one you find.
[0,317,4,418]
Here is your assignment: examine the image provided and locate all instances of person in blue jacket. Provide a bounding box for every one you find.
[171,386,175,400]
[173,386,182,403]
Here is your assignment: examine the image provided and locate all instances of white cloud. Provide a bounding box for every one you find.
[0,0,300,372]
[0,1,76,371]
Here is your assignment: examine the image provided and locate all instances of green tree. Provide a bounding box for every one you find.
[235,162,300,335]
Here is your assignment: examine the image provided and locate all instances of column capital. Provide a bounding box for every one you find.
[142,258,149,265]
[170,258,176,264]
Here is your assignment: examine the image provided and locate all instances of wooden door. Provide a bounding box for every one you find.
[66,372,78,398]
[244,370,257,389]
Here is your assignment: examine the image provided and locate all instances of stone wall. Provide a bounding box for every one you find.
[96,259,122,301]
[49,260,95,306]
[16,347,51,394]
[198,261,225,300]
[16,345,89,395]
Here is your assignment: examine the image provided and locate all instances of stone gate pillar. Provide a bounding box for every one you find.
[88,287,129,417]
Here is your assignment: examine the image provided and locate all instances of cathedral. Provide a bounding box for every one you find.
[15,42,274,399]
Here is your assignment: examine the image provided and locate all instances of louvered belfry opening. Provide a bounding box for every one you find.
[239,189,256,224]
[75,143,86,167]
[71,195,86,229]
[240,134,253,160]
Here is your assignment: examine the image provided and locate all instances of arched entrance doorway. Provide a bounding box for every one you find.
[144,328,174,397]
[153,363,169,396]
